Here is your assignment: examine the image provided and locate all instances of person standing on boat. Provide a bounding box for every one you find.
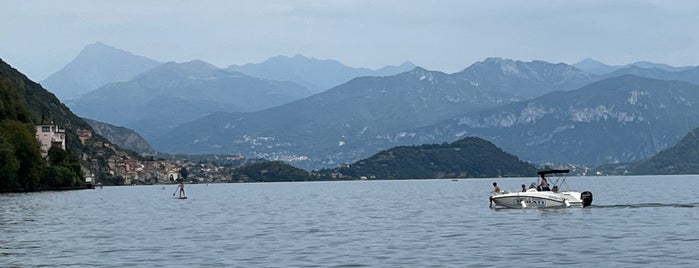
[539,174,551,191]
[489,182,500,207]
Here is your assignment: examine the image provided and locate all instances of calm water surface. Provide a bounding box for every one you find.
[2,175,698,267]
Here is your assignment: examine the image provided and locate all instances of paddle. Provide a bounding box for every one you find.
[172,186,178,196]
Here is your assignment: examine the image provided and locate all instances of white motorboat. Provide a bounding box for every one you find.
[490,169,593,209]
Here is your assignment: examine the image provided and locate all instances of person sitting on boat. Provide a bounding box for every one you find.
[539,174,551,191]
[521,184,527,192]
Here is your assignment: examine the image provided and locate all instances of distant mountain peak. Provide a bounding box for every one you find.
[573,58,620,75]
[180,59,220,69]
[468,57,529,77]
[84,41,112,49]
[483,57,505,62]
[409,66,429,73]
[576,58,605,66]
[471,57,521,69]
[397,61,416,68]
[40,42,161,100]
[78,42,139,59]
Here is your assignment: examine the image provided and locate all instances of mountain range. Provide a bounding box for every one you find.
[38,42,699,173]
[227,54,416,92]
[600,65,699,85]
[55,43,420,142]
[151,59,598,169]
[574,58,695,75]
[66,60,312,140]
[154,71,699,169]
[382,75,699,166]
[41,42,161,100]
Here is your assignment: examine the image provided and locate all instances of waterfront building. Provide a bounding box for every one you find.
[35,124,66,157]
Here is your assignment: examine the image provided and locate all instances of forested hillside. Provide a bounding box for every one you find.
[626,127,699,175]
[331,137,537,179]
[1,59,135,191]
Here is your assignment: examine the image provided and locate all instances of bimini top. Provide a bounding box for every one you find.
[537,169,570,176]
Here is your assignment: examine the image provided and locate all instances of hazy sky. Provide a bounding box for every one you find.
[2,0,698,81]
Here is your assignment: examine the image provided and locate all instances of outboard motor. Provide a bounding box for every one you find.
[581,191,593,207]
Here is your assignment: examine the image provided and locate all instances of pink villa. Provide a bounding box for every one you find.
[35,124,66,157]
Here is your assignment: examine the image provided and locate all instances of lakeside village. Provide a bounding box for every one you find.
[36,124,248,187]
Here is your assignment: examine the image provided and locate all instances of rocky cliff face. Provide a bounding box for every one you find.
[386,75,699,166]
[84,118,155,154]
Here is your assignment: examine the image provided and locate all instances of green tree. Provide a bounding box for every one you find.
[41,166,76,188]
[46,146,84,188]
[48,146,71,165]
[0,120,43,191]
[179,167,189,179]
[0,141,20,191]
[0,81,32,123]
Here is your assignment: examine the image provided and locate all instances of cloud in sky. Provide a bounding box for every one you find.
[1,0,698,80]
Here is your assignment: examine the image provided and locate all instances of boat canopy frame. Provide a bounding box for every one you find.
[537,169,571,191]
[537,169,570,176]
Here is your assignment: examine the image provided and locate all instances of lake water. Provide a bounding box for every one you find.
[2,175,698,267]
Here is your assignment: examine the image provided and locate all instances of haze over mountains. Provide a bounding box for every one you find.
[41,42,161,100]
[574,58,696,76]
[152,58,598,168]
[227,54,416,92]
[41,42,699,171]
[53,43,416,141]
[66,59,312,140]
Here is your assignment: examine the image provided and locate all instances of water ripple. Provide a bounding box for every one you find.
[2,177,699,267]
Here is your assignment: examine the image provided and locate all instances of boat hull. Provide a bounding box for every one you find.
[491,191,586,209]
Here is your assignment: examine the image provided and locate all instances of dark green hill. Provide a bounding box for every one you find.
[626,127,699,175]
[1,59,93,150]
[231,161,314,182]
[1,58,136,191]
[332,137,536,179]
